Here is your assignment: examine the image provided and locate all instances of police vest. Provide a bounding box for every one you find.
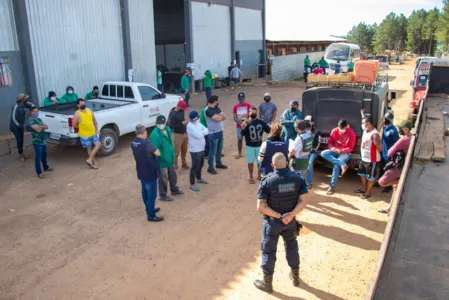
[131,138,160,183]
[265,170,303,215]
[290,131,314,171]
[260,139,289,176]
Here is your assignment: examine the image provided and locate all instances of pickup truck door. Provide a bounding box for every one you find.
[138,85,165,127]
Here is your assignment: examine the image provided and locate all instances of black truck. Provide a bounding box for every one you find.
[302,78,396,167]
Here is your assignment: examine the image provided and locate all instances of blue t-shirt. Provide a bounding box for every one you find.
[259,101,278,124]
[131,138,160,183]
[334,63,341,74]
[257,168,308,202]
[382,124,400,160]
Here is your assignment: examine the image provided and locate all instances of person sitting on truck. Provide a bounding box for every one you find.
[168,100,189,170]
[313,65,324,75]
[355,116,383,199]
[72,98,101,170]
[319,56,329,74]
[377,120,412,214]
[60,86,79,104]
[320,119,356,195]
[288,120,313,178]
[43,91,60,106]
[85,86,99,100]
[334,60,342,74]
[280,100,302,142]
[305,116,321,189]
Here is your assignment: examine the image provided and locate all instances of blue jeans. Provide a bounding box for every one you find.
[261,217,299,276]
[320,150,351,188]
[208,132,223,170]
[11,126,24,155]
[33,144,49,175]
[184,91,190,106]
[141,180,158,219]
[306,152,318,185]
[205,87,212,103]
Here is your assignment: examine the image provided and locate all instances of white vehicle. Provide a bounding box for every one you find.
[39,81,182,156]
[324,43,361,73]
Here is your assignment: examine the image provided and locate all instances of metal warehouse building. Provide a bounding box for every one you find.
[0,0,265,135]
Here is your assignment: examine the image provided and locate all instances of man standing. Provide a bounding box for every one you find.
[60,86,79,104]
[319,56,329,74]
[348,59,355,72]
[254,153,308,294]
[230,64,242,91]
[186,111,209,192]
[150,115,184,201]
[288,120,313,178]
[334,60,342,74]
[157,67,163,92]
[168,100,189,170]
[181,69,192,107]
[303,55,312,82]
[205,95,228,174]
[73,99,101,169]
[304,55,311,69]
[320,119,356,195]
[280,100,302,142]
[258,93,277,125]
[233,92,252,159]
[27,107,54,178]
[10,93,33,161]
[85,86,99,100]
[259,122,289,178]
[131,124,164,222]
[203,70,213,103]
[355,116,383,199]
[240,107,271,184]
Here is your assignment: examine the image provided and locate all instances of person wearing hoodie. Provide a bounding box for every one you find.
[60,86,79,104]
[10,93,34,161]
[320,119,356,195]
[203,70,213,103]
[280,100,302,142]
[43,91,61,106]
[168,100,189,170]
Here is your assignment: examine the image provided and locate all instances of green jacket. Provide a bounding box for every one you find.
[200,107,208,128]
[43,97,61,106]
[319,59,329,68]
[204,70,213,88]
[304,58,311,67]
[181,75,192,90]
[150,126,175,168]
[348,61,355,70]
[85,91,98,100]
[60,93,79,104]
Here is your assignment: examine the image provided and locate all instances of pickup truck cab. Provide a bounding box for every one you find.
[39,81,182,156]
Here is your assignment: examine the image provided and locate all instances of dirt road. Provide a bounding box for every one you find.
[0,61,414,300]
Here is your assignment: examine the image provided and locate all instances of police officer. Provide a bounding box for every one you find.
[254,152,308,293]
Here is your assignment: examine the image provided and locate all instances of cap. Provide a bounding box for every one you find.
[384,111,394,120]
[264,93,271,98]
[304,115,312,121]
[289,100,299,106]
[238,92,245,98]
[398,120,412,130]
[156,115,166,124]
[177,100,188,110]
[17,93,27,102]
[189,110,200,121]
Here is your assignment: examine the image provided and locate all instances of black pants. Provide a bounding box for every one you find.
[204,134,210,157]
[190,151,205,185]
[10,125,24,155]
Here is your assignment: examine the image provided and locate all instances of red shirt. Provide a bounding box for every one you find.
[313,68,324,74]
[233,102,252,128]
[328,126,356,154]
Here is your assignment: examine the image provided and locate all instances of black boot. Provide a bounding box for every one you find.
[254,274,273,294]
[289,268,300,287]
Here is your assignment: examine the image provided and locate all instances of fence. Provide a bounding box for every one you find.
[271,52,325,81]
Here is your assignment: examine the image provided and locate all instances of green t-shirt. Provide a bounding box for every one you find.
[348,61,355,70]
[85,91,98,100]
[60,93,79,104]
[27,118,46,145]
[157,71,163,85]
[43,97,61,106]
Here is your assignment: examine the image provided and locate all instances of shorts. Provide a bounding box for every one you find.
[232,78,239,84]
[80,134,100,148]
[378,167,402,186]
[236,127,243,141]
[246,146,261,164]
[358,161,380,182]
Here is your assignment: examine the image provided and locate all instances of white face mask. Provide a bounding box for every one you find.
[68,90,74,95]
[50,96,56,101]
[361,124,366,130]
[157,124,166,130]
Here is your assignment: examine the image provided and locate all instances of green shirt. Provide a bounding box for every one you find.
[319,59,329,68]
[27,118,46,145]
[181,75,192,90]
[200,107,208,128]
[157,71,163,85]
[304,58,311,67]
[43,97,61,106]
[348,61,355,70]
[85,91,98,100]
[60,93,79,104]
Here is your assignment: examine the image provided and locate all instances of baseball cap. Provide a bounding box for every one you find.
[289,100,299,106]
[384,111,394,120]
[238,92,245,99]
[156,115,166,124]
[177,100,188,110]
[398,120,412,130]
[304,115,312,121]
[189,110,200,121]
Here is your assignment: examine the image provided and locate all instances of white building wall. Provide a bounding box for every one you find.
[192,2,231,80]
[25,0,125,105]
[129,0,157,87]
[234,7,262,41]
[271,52,325,81]
[0,0,18,51]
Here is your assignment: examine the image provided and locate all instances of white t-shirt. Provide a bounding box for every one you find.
[186,121,209,153]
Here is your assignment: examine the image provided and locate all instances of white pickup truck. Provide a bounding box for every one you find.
[39,81,182,156]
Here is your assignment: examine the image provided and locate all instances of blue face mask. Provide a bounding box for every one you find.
[32,112,39,118]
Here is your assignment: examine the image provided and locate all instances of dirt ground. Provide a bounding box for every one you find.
[0,61,414,300]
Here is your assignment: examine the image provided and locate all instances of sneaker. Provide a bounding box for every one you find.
[159,196,173,202]
[197,179,209,184]
[172,190,184,195]
[216,164,228,169]
[148,216,164,222]
[208,169,217,175]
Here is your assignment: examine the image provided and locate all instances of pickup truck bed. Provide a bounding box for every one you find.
[39,99,134,115]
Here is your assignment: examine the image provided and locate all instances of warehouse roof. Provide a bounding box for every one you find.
[266,32,347,43]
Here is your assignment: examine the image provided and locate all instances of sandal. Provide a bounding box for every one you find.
[38,174,47,179]
[249,178,256,184]
[326,188,334,195]
[235,154,242,159]
[189,186,200,192]
[377,208,390,214]
[44,167,54,172]
[86,161,99,170]
[361,194,372,199]
[354,189,366,194]
[197,179,209,184]
[257,176,262,181]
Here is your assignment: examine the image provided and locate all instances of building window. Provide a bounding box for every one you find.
[0,57,13,87]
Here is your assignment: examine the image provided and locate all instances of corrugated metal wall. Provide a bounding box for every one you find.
[129,0,157,87]
[272,52,325,81]
[192,2,231,79]
[25,0,125,105]
[0,0,18,51]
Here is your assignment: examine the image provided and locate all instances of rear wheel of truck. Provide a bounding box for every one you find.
[99,128,118,156]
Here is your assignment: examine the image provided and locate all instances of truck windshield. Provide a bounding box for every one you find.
[325,45,350,61]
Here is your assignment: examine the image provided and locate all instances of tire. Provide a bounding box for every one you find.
[99,127,118,156]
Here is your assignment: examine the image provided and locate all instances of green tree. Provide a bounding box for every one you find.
[407,10,428,53]
[423,8,440,55]
[347,22,375,53]
[372,12,406,52]
[437,0,449,51]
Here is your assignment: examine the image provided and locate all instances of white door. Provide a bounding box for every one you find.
[138,85,165,127]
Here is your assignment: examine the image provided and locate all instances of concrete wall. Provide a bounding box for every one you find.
[192,2,231,79]
[271,51,325,81]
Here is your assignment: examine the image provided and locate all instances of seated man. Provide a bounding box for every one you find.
[320,119,356,195]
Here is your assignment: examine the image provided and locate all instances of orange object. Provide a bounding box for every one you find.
[354,60,379,84]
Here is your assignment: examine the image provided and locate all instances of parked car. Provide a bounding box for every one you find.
[39,81,182,156]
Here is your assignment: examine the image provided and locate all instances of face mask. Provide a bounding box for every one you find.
[238,99,245,104]
[399,129,405,135]
[157,124,166,130]
[250,113,257,120]
[384,119,391,126]
[50,96,56,101]
[32,112,39,118]
[80,105,86,110]
[290,107,297,112]
[68,90,74,95]
[264,98,271,102]
[361,124,366,130]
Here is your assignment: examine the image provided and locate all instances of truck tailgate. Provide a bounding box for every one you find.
[40,112,78,141]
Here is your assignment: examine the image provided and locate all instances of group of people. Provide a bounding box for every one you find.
[42,85,100,106]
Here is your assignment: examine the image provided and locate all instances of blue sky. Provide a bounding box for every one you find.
[266,0,444,40]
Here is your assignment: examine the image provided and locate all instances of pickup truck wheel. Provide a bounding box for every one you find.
[99,128,118,156]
